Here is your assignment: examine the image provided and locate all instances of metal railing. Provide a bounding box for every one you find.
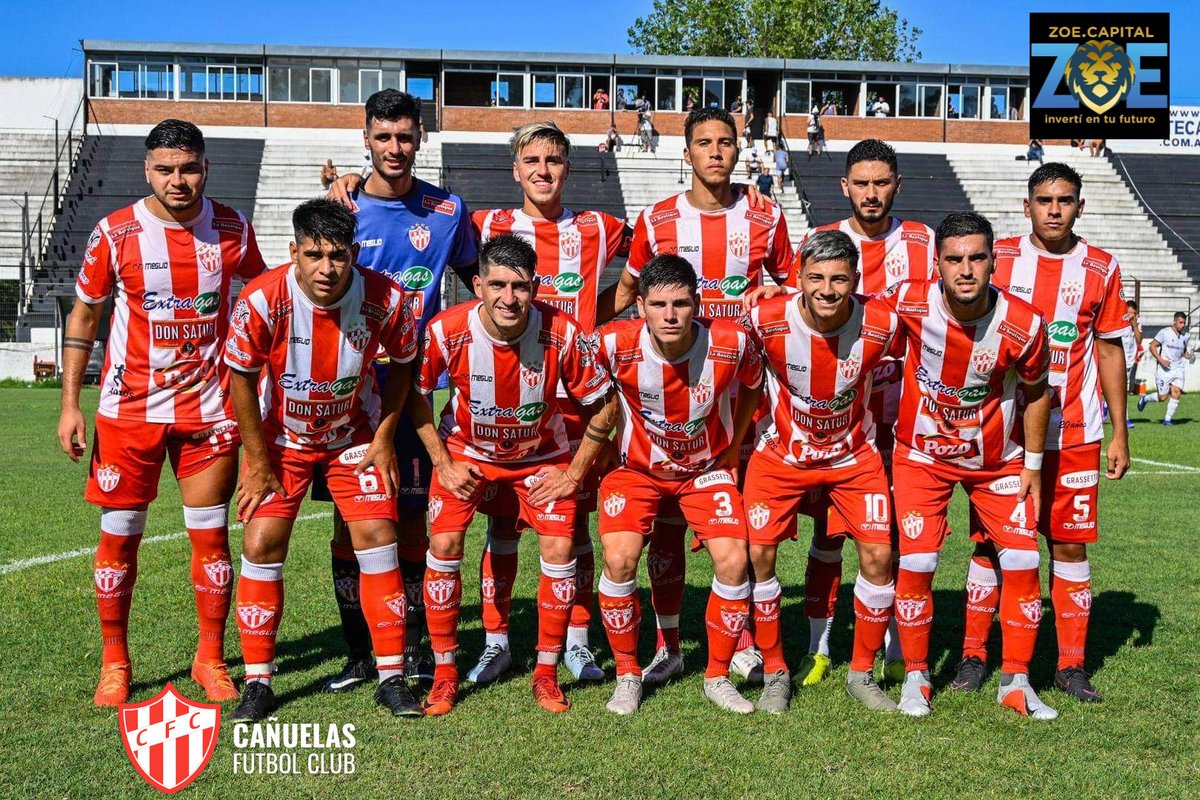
[16,94,88,318]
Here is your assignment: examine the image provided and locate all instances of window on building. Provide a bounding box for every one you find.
[989,86,1007,120]
[90,61,118,98]
[656,77,677,111]
[407,76,435,101]
[783,81,811,115]
[614,76,654,110]
[703,78,724,109]
[812,82,860,117]
[310,68,333,103]
[533,74,556,108]
[920,85,942,117]
[1007,86,1027,120]
[493,73,525,107]
[949,84,981,118]
[558,74,586,109]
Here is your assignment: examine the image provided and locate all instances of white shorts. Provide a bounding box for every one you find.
[1156,363,1186,394]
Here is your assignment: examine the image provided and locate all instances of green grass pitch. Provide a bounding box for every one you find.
[0,387,1197,798]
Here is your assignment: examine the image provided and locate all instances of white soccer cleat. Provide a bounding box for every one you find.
[898,670,933,718]
[465,643,512,685]
[642,647,684,685]
[729,647,764,684]
[606,675,644,716]
[564,644,605,682]
[703,676,755,715]
[998,674,1059,720]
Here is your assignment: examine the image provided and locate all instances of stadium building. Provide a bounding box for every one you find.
[0,39,1195,384]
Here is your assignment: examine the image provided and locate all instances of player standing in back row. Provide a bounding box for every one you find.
[596,106,792,685]
[322,90,478,694]
[468,121,631,685]
[57,119,266,706]
[950,163,1130,703]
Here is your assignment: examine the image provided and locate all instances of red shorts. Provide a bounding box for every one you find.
[251,437,397,523]
[892,450,1038,555]
[86,415,239,508]
[428,456,576,538]
[741,447,893,546]
[598,467,748,550]
[808,443,896,539]
[968,443,1101,545]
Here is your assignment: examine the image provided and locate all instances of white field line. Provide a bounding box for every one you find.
[1130,457,1200,474]
[0,511,332,577]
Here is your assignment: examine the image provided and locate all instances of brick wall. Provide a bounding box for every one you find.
[780,115,942,144]
[442,107,614,135]
[267,103,362,128]
[90,99,267,127]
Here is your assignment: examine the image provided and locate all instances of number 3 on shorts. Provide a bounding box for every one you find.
[713,491,734,518]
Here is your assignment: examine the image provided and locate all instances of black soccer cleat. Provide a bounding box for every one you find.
[1055,666,1103,703]
[949,656,987,692]
[323,658,376,693]
[229,682,278,723]
[375,675,425,718]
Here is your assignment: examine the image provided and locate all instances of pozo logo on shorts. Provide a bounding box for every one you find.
[400,266,435,291]
[279,373,361,396]
[1048,320,1079,344]
[142,291,220,314]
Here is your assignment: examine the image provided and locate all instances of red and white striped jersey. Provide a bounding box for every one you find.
[598,317,762,477]
[76,198,266,424]
[472,207,629,332]
[224,265,417,451]
[626,190,792,319]
[992,235,1128,449]
[792,217,935,437]
[418,300,610,463]
[744,294,902,468]
[885,281,1050,471]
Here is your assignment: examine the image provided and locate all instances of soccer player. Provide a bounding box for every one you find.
[411,234,617,715]
[57,119,265,706]
[886,212,1056,720]
[225,199,421,720]
[596,107,792,685]
[738,139,935,688]
[1139,311,1192,426]
[950,163,1131,703]
[467,121,631,685]
[740,230,903,713]
[595,254,761,715]
[321,89,478,694]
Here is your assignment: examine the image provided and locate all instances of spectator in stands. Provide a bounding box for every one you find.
[684,90,697,112]
[603,124,622,153]
[763,111,779,154]
[872,95,890,117]
[1026,139,1045,165]
[730,96,744,114]
[774,145,790,191]
[821,99,838,116]
[593,87,609,110]
[1090,138,1106,157]
[947,105,959,119]
[742,122,754,151]
[745,147,763,180]
[616,90,627,111]
[756,157,774,198]
[807,113,821,158]
[320,159,339,189]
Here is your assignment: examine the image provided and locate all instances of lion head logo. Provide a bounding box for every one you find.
[1065,39,1137,116]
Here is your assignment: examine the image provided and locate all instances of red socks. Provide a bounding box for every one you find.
[537,559,577,656]
[895,553,938,672]
[569,541,595,630]
[962,554,1001,662]
[355,545,406,663]
[705,579,751,678]
[851,573,895,673]
[751,577,785,674]
[804,545,842,625]
[94,510,146,665]
[480,521,520,636]
[424,553,464,656]
[648,520,685,652]
[1050,560,1092,670]
[598,574,641,677]
[236,557,284,682]
[184,505,232,663]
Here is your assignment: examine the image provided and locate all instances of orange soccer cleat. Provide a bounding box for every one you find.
[531,675,570,713]
[94,662,132,707]
[191,659,240,702]
[422,677,459,716]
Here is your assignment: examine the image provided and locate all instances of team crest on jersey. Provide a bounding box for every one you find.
[603,492,627,517]
[1068,586,1092,611]
[719,607,749,633]
[551,578,576,604]
[839,353,862,381]
[883,248,908,279]
[384,593,407,618]
[728,231,749,259]
[1060,280,1083,307]
[971,347,998,375]
[426,576,457,606]
[965,580,995,605]
[481,576,496,601]
[94,563,129,593]
[96,464,121,493]
[900,511,924,540]
[408,223,431,252]
[428,496,443,522]
[334,576,359,604]
[560,228,582,259]
[1019,596,1043,624]
[237,604,275,629]
[345,320,371,354]
[747,502,771,531]
[119,683,220,794]
[202,557,232,588]
[691,379,713,405]
[196,241,223,274]
[601,604,635,631]
[894,595,927,622]
[521,362,543,389]
[84,226,102,265]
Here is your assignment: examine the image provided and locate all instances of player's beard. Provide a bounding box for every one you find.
[373,152,411,182]
[946,282,986,309]
[853,199,889,225]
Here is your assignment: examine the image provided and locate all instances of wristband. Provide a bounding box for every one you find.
[1023,451,1043,470]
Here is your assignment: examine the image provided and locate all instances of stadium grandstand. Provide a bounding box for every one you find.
[0,39,1196,387]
